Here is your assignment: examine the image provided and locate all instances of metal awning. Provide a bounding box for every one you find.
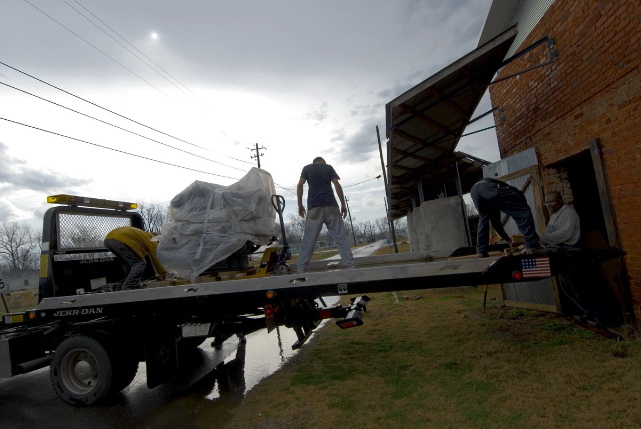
[385,27,518,220]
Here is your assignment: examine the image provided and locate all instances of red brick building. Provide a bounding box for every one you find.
[480,1,641,327]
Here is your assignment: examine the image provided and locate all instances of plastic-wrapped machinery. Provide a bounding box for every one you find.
[157,168,277,282]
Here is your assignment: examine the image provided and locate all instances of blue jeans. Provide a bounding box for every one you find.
[296,206,355,274]
[471,180,539,255]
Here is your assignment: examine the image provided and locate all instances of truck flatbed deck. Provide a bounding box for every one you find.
[34,247,623,324]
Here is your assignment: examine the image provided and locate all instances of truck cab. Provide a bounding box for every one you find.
[38,194,152,300]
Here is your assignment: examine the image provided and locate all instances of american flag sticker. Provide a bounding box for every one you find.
[521,257,551,278]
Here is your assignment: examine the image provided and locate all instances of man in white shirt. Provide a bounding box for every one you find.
[540,191,582,248]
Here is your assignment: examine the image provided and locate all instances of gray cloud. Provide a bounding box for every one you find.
[398,0,488,43]
[0,198,18,221]
[2,1,490,90]
[0,142,91,193]
[330,127,347,143]
[304,102,329,123]
[334,118,382,164]
[349,103,381,118]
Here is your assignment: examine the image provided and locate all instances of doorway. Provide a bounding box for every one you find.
[552,149,625,328]
[563,150,608,248]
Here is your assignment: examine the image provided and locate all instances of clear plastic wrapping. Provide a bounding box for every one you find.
[157,168,277,281]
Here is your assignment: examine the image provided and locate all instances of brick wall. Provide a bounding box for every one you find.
[542,166,574,204]
[490,0,641,322]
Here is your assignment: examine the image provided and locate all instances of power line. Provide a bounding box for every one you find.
[0,81,246,172]
[0,61,254,165]
[0,117,242,181]
[17,4,251,167]
[68,0,248,157]
[71,0,200,101]
[274,175,384,198]
[273,183,296,196]
[2,114,300,195]
[63,0,189,98]
[22,0,174,100]
[343,175,382,188]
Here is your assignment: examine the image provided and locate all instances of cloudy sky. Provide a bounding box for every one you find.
[0,0,499,228]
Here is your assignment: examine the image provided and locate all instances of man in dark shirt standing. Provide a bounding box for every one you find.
[296,157,355,274]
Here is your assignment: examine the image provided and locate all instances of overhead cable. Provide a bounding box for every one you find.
[0,61,253,165]
[68,0,247,155]
[0,117,241,181]
[71,0,199,100]
[0,81,246,172]
[343,175,382,188]
[22,0,173,100]
[63,0,189,98]
[273,183,296,196]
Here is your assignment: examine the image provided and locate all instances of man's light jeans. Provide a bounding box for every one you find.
[296,206,355,274]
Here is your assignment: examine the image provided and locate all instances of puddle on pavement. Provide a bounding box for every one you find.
[203,325,299,401]
[204,296,339,402]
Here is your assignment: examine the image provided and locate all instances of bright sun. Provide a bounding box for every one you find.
[151,32,158,40]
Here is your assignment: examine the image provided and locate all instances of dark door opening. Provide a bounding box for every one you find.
[563,150,608,248]
[551,150,624,328]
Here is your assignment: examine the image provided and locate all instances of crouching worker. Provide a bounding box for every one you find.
[104,226,167,290]
[471,177,540,257]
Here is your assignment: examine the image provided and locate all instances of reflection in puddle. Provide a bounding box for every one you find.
[205,297,339,401]
[204,325,300,401]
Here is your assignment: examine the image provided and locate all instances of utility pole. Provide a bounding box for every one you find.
[249,143,266,168]
[376,125,398,253]
[384,197,393,242]
[345,196,357,246]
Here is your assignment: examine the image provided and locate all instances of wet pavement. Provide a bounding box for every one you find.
[324,239,389,260]
[0,325,307,429]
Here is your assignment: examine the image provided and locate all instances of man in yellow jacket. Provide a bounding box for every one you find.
[104,226,167,290]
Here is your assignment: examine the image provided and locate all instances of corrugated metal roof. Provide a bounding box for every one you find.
[385,27,518,220]
[504,0,555,57]
[477,0,554,55]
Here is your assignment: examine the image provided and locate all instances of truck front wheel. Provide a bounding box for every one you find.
[50,335,117,406]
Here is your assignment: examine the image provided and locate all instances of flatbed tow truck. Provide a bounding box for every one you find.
[0,195,624,406]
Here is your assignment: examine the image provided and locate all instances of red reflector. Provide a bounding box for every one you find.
[338,321,358,329]
[512,271,523,280]
[318,309,332,319]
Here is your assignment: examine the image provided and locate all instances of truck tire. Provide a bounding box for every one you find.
[113,353,138,392]
[92,333,139,392]
[50,335,118,406]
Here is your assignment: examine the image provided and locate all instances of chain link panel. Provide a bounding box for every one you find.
[57,213,131,250]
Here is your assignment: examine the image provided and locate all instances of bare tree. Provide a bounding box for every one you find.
[136,200,170,234]
[284,213,305,243]
[0,221,40,271]
[63,224,105,248]
[393,217,408,239]
[374,217,390,239]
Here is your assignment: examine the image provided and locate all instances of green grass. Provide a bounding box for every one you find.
[0,289,38,316]
[223,283,641,429]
